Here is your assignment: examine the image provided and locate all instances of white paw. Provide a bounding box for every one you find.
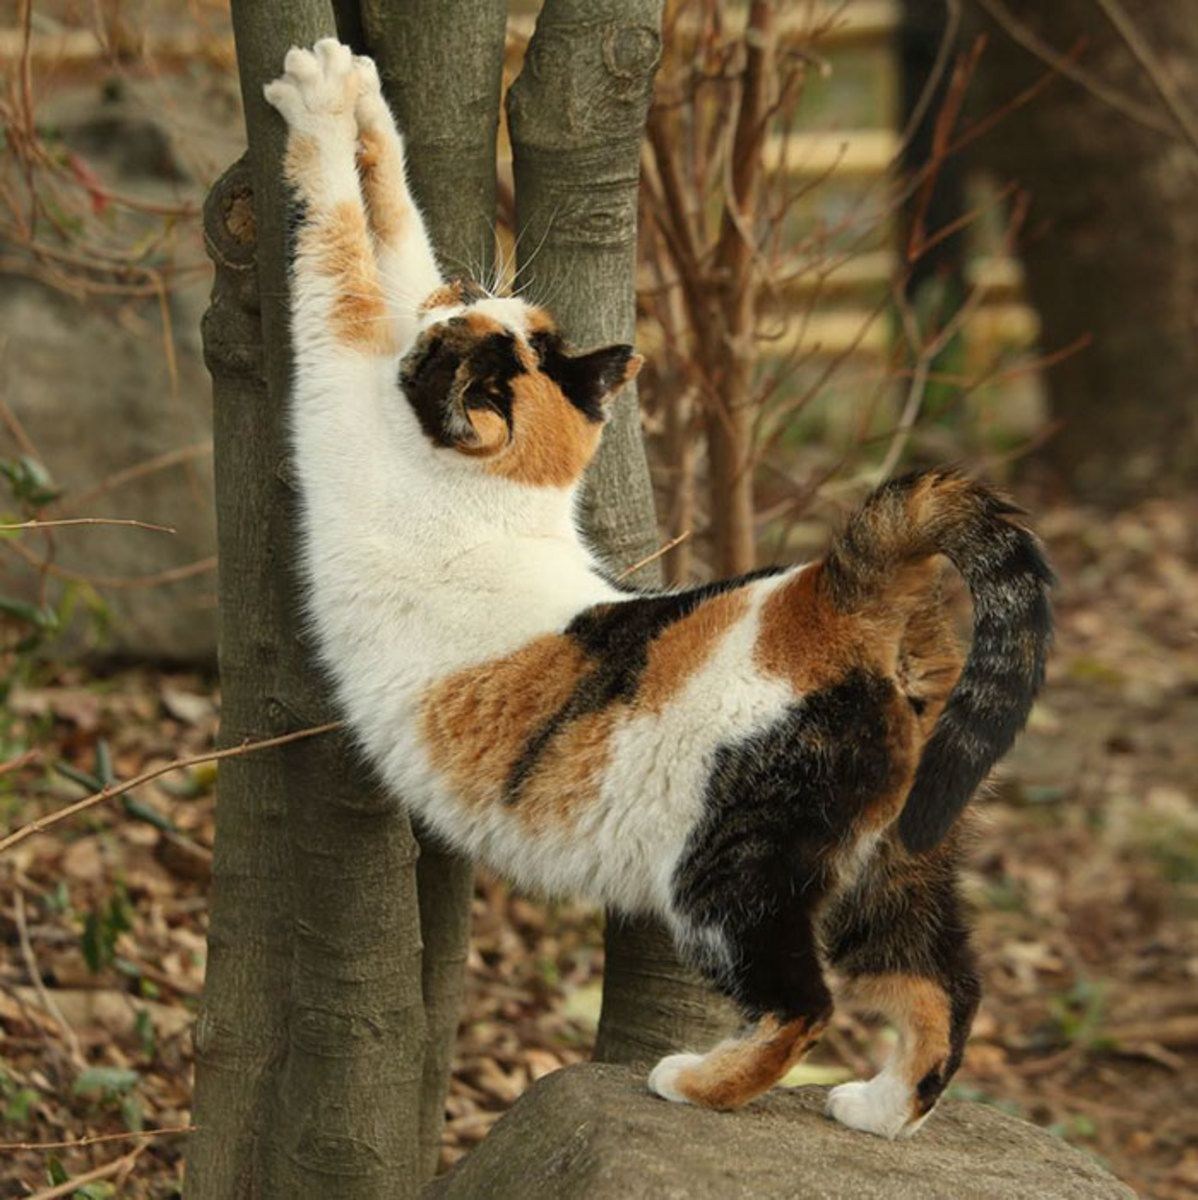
[264,38,359,138]
[352,55,400,138]
[826,1077,915,1140]
[648,1053,703,1104]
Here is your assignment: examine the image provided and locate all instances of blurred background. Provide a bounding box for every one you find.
[1,1,1195,1196]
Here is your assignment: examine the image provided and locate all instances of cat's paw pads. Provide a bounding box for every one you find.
[647,1053,703,1104]
[826,1079,914,1140]
[264,38,359,136]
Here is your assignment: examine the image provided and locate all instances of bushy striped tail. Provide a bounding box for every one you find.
[821,468,1054,853]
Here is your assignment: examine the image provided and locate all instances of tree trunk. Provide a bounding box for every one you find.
[507,0,738,1067]
[190,4,425,1198]
[358,0,508,1178]
[971,0,1198,504]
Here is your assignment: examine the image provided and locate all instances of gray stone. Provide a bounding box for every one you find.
[1,75,244,662]
[425,1063,1134,1200]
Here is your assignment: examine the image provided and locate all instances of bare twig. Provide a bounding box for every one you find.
[13,888,87,1070]
[0,1124,195,1153]
[25,1146,145,1200]
[1091,0,1198,156]
[616,531,694,581]
[1,540,216,590]
[0,722,344,855]
[54,441,213,514]
[0,748,41,776]
[0,517,176,534]
[975,0,1176,137]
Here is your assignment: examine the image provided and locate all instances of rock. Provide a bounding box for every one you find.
[425,1063,1134,1200]
[1,73,244,663]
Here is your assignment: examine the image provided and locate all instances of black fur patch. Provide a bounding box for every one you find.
[400,323,525,448]
[504,571,784,803]
[670,669,903,1017]
[530,331,635,423]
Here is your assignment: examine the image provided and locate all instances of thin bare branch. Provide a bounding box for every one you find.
[0,722,344,856]
[13,887,86,1070]
[1091,0,1198,156]
[975,0,1176,137]
[25,1147,145,1200]
[616,530,694,581]
[0,1125,195,1153]
[0,517,176,534]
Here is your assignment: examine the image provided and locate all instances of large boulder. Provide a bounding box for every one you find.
[1,73,243,662]
[426,1063,1134,1200]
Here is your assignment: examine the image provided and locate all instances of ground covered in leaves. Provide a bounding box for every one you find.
[2,495,1196,1199]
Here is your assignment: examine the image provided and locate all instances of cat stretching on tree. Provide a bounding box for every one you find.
[264,41,1052,1140]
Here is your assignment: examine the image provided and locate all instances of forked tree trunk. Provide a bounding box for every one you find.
[508,0,738,1067]
[360,0,509,1178]
[190,3,425,1198]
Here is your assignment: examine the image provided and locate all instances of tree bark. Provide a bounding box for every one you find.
[508,0,738,1067]
[190,4,425,1198]
[970,0,1198,505]
[359,0,508,1178]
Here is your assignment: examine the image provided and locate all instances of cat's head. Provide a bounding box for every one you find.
[399,279,642,488]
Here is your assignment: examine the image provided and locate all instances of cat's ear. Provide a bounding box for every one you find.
[541,341,643,423]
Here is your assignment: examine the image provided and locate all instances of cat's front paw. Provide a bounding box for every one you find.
[352,54,401,140]
[264,38,359,141]
[647,1053,703,1104]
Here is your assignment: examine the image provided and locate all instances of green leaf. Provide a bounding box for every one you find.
[121,794,176,833]
[81,909,108,972]
[0,455,62,506]
[120,1092,144,1132]
[73,1183,117,1199]
[0,595,55,629]
[134,1007,157,1058]
[55,760,104,793]
[4,1086,37,1123]
[80,889,132,973]
[48,1157,69,1186]
[94,739,114,785]
[72,1066,139,1098]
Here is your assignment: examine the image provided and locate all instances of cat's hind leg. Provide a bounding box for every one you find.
[823,851,980,1138]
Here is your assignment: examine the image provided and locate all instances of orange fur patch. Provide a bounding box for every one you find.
[296,200,396,356]
[754,565,876,690]
[458,407,510,456]
[420,636,591,808]
[638,588,751,712]
[839,973,950,1114]
[486,372,601,488]
[674,1014,824,1110]
[515,708,618,830]
[420,281,467,314]
[282,133,319,186]
[523,307,557,336]
[356,126,408,249]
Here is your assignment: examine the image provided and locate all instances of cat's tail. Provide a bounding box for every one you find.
[820,468,1054,853]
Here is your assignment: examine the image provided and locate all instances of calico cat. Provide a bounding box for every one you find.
[264,41,1053,1140]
